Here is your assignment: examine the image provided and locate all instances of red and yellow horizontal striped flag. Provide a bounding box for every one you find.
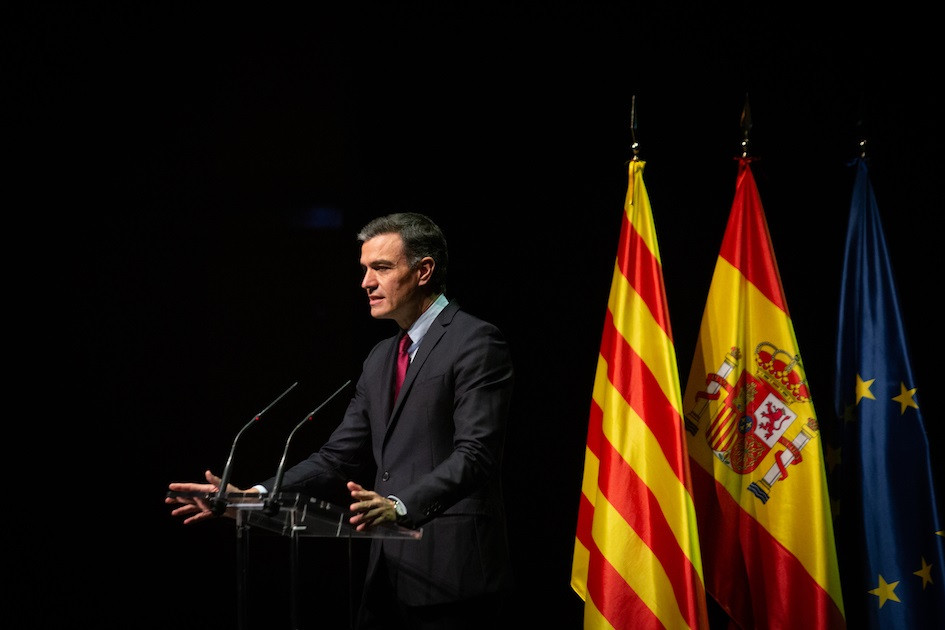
[572,159,709,629]
[681,158,845,628]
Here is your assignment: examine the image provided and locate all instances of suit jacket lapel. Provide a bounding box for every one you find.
[386,301,458,429]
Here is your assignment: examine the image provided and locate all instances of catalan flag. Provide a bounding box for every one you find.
[832,156,945,629]
[681,157,845,628]
[572,159,709,629]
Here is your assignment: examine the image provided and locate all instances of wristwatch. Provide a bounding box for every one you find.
[388,495,407,517]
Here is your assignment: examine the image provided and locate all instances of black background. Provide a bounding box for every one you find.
[10,4,941,629]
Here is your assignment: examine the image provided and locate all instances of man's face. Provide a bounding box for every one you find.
[359,232,421,328]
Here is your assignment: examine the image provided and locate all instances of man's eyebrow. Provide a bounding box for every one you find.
[364,258,397,268]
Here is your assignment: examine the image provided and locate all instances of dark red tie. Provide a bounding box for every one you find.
[394,333,411,399]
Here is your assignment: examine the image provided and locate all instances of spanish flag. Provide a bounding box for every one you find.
[681,157,845,627]
[572,159,709,629]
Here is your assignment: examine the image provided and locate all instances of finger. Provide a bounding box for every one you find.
[350,496,375,513]
[183,511,211,525]
[349,511,371,531]
[168,482,213,495]
[205,470,222,488]
[171,504,199,517]
[350,488,378,504]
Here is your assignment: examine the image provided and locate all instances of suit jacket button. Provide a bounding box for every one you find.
[382,471,390,481]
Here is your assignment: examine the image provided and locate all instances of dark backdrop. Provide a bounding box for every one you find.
[11,4,940,629]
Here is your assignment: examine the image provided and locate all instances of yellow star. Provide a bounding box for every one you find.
[856,374,876,404]
[914,557,934,589]
[869,574,901,608]
[892,382,919,414]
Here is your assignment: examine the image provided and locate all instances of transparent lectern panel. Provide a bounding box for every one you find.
[166,491,422,540]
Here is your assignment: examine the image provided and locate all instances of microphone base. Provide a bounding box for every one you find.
[261,499,281,518]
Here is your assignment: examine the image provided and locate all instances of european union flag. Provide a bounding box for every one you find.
[833,157,945,629]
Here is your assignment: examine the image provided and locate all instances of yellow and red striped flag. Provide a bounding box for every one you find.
[681,157,845,628]
[572,159,709,629]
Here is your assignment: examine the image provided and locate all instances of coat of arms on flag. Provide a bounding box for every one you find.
[685,341,818,503]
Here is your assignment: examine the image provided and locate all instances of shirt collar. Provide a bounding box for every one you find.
[404,293,448,357]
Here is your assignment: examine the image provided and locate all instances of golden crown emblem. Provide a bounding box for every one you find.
[753,341,810,404]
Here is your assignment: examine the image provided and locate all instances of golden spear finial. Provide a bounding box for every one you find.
[630,95,641,161]
[740,92,752,158]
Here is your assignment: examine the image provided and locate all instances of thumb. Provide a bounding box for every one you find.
[205,469,222,488]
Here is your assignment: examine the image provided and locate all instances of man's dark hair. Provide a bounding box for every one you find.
[357,212,449,295]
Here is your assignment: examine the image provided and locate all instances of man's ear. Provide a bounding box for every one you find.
[416,257,435,286]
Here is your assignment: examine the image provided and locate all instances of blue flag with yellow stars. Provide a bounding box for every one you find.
[833,156,945,629]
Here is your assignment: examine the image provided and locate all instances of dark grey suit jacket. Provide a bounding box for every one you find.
[262,301,515,606]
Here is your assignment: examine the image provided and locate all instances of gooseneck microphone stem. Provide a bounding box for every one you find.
[264,379,352,516]
[211,381,299,516]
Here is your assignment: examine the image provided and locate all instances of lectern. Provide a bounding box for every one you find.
[168,491,422,629]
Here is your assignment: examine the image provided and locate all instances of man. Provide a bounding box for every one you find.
[167,212,515,629]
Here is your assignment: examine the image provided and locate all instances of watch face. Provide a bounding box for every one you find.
[394,500,407,516]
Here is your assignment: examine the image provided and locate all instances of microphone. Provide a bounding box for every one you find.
[263,379,352,516]
[210,381,299,516]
